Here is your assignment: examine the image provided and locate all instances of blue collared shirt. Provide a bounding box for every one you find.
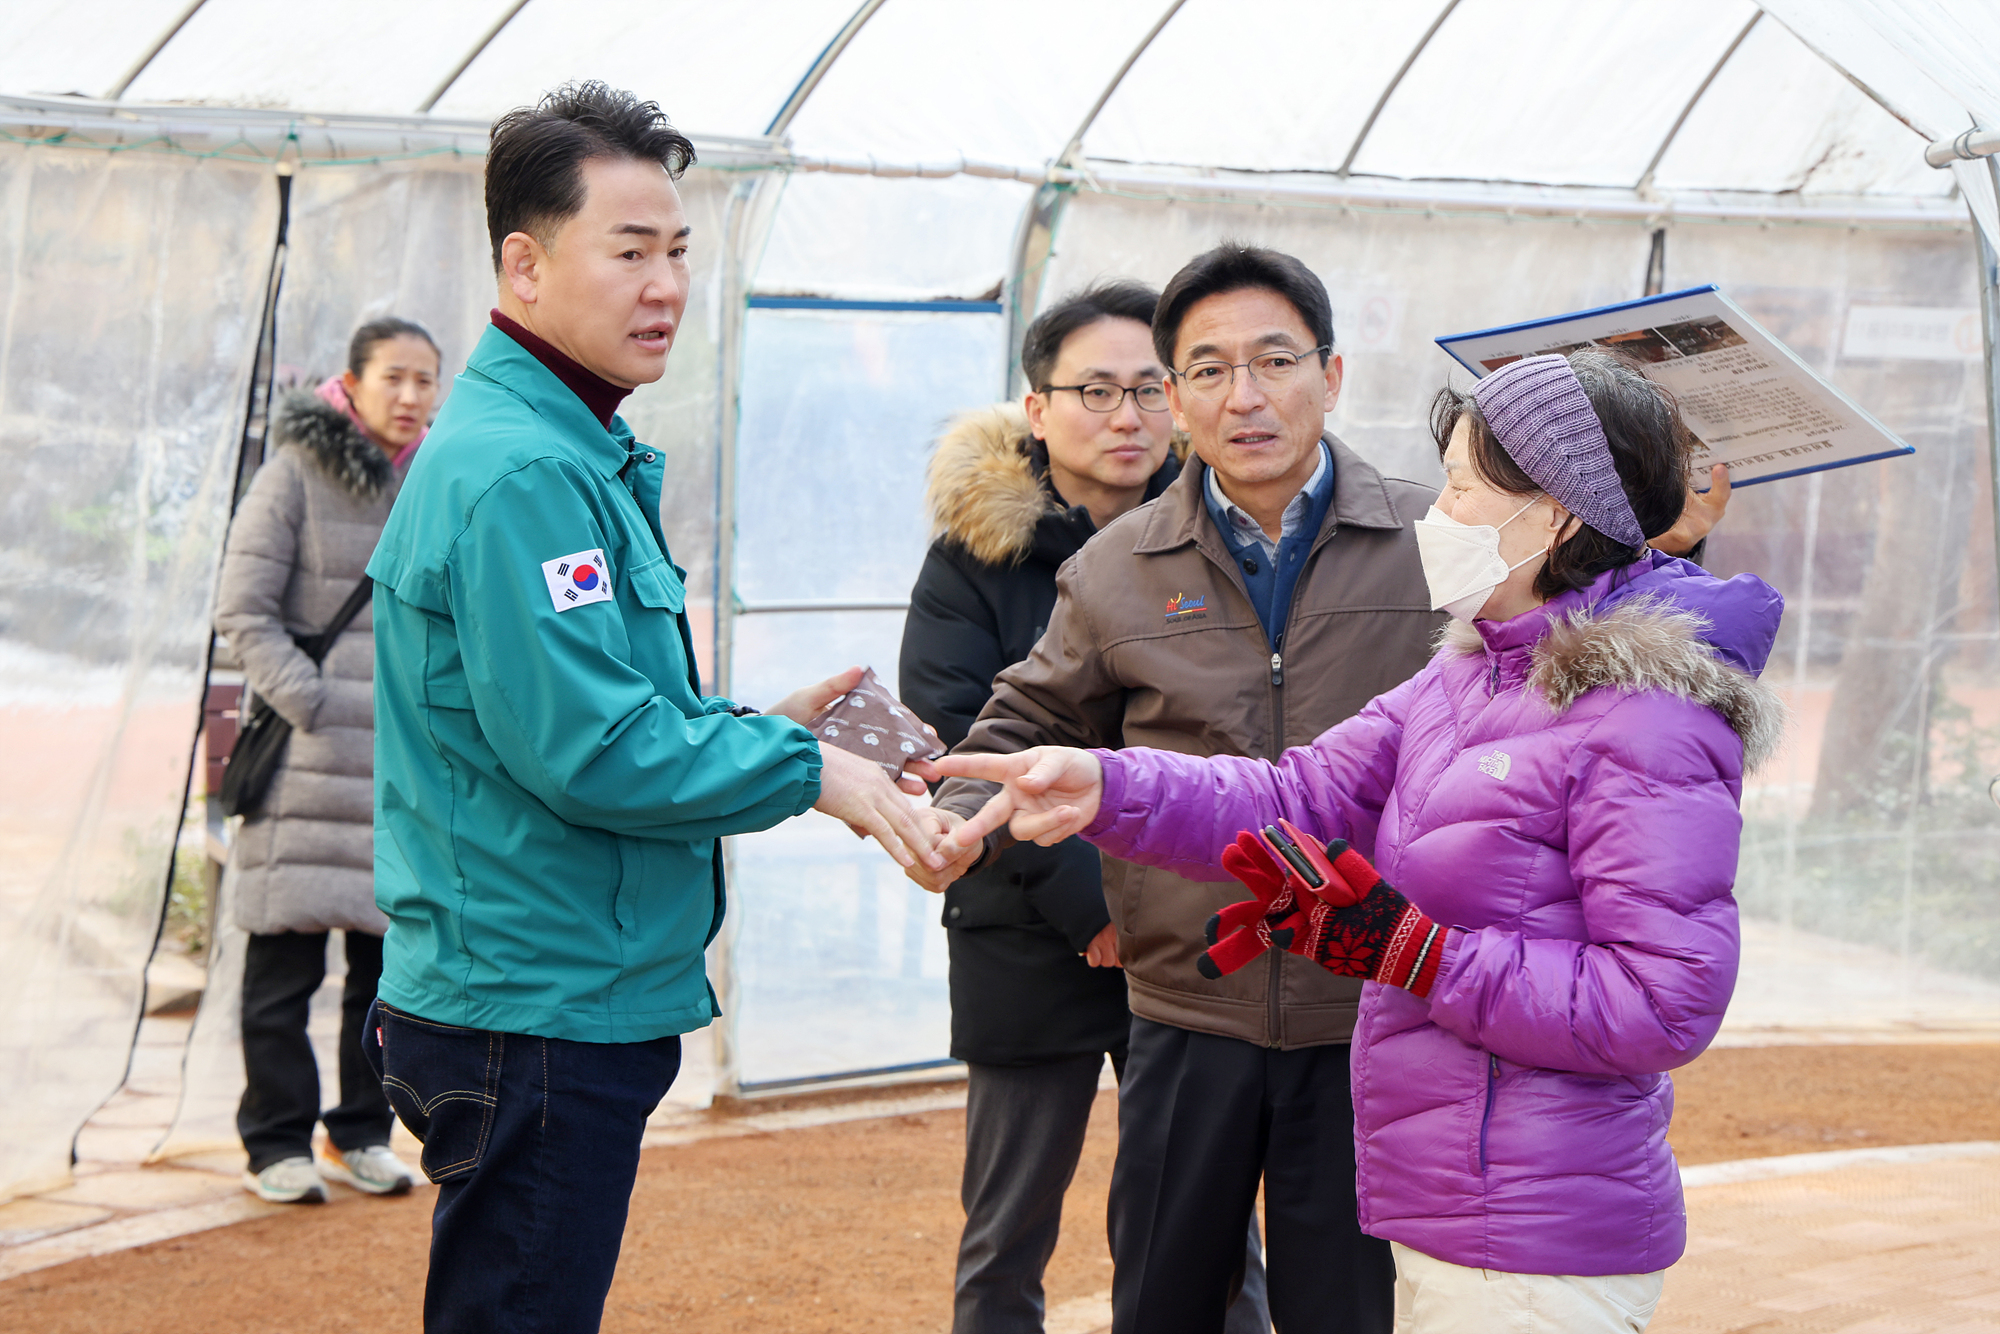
[1203,441,1335,645]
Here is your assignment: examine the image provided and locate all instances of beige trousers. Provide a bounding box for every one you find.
[1391,1241,1664,1333]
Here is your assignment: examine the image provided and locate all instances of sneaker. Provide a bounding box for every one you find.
[319,1143,414,1196]
[243,1156,328,1204]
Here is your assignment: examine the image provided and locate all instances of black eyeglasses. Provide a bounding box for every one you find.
[1173,346,1330,400]
[1041,381,1170,413]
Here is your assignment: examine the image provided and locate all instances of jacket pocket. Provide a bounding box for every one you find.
[613,834,643,934]
[1477,1052,1500,1174]
[628,557,686,613]
[375,1003,503,1184]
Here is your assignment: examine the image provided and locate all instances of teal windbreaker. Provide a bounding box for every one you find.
[367,325,822,1042]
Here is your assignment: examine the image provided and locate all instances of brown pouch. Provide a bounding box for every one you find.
[804,668,944,779]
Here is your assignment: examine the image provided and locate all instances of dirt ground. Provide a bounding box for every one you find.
[3,1044,1997,1334]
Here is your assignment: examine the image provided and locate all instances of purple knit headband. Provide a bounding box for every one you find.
[1473,354,1644,549]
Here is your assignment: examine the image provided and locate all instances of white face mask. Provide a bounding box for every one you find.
[1414,499,1545,622]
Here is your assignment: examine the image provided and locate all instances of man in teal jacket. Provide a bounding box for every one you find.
[364,83,940,1334]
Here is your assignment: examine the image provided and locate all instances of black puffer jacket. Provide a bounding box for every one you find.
[899,404,1181,1065]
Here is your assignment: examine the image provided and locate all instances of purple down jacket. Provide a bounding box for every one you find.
[1080,552,1784,1276]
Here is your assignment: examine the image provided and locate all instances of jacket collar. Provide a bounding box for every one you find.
[464,324,634,476]
[1132,432,1406,558]
[1471,558,1649,661]
[1024,441,1184,566]
[1439,558,1788,765]
[273,391,394,499]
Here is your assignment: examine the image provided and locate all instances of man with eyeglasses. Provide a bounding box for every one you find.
[908,244,1429,1334]
[901,281,1271,1334]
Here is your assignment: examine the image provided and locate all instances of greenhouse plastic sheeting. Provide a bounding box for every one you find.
[725,303,1005,1086]
[1650,16,1943,199]
[1761,0,2000,245]
[753,174,1033,303]
[0,0,1992,215]
[1,0,203,101]
[272,160,493,407]
[0,146,275,1201]
[782,0,1166,169]
[1664,222,2000,1031]
[122,0,523,117]
[431,0,853,134]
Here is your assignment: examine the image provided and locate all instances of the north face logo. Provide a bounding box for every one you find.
[1477,750,1512,780]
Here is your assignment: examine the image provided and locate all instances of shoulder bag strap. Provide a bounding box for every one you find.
[296,576,374,665]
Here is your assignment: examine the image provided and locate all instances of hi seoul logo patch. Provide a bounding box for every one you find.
[541,549,613,612]
[1165,593,1208,621]
[1477,750,1512,781]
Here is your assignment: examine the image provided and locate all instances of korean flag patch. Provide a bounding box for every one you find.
[541,549,614,612]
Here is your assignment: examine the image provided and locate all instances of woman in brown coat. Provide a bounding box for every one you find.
[214,317,439,1204]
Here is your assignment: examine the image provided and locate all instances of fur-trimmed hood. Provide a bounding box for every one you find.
[1442,553,1786,770]
[925,402,1187,565]
[272,391,393,499]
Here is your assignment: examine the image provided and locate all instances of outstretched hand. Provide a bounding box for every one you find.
[813,744,943,871]
[767,665,863,727]
[930,747,1105,857]
[901,805,983,894]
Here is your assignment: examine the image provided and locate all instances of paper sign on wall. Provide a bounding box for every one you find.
[1841,306,1981,362]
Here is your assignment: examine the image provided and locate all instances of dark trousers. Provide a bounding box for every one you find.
[238,929,392,1172]
[956,1049,1270,1334]
[1109,1018,1394,1334]
[366,1000,681,1334]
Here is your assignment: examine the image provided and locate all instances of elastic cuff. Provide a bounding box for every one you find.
[1080,748,1124,838]
[795,744,825,816]
[1381,910,1448,998]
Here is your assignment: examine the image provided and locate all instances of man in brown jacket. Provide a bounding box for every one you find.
[912,243,1429,1333]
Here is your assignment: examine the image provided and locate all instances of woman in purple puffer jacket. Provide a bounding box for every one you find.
[936,349,1784,1332]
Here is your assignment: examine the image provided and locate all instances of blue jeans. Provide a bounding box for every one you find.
[364,1000,681,1334]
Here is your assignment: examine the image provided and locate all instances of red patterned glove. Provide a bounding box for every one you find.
[1196,831,1308,979]
[1283,830,1449,999]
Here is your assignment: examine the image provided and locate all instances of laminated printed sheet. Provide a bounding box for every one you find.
[1437,285,1916,486]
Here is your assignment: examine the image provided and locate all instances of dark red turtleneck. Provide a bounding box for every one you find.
[489,310,631,430]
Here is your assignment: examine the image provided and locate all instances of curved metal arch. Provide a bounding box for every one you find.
[766,0,890,139]
[418,0,533,114]
[1337,0,1461,177]
[1635,10,1762,195]
[1053,0,1188,169]
[1001,0,1187,393]
[104,0,209,101]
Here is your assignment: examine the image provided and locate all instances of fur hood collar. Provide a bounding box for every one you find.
[926,402,1187,565]
[1441,597,1786,770]
[272,391,392,499]
[926,405,1046,565]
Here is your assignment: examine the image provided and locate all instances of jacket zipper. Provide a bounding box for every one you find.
[1262,520,1337,1048]
[1478,1054,1499,1172]
[1195,505,1334,1051]
[1266,628,1285,1047]
[1263,519,1335,1047]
